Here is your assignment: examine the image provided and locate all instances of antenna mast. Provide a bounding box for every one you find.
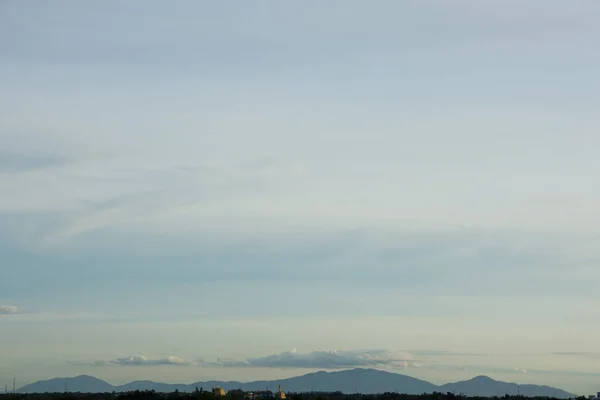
[13,378,16,393]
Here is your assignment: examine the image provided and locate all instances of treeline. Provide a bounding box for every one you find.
[0,392,585,400]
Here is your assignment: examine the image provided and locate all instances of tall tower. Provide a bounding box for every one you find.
[13,378,16,393]
[276,385,286,400]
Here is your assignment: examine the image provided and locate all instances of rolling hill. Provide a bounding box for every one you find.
[17,368,575,398]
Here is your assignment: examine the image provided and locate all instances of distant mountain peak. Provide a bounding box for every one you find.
[472,375,496,382]
[73,375,103,380]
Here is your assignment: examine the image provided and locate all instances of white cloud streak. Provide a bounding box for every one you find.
[0,151,71,172]
[205,349,415,369]
[80,350,414,369]
[0,305,20,315]
[110,355,187,366]
[72,355,189,366]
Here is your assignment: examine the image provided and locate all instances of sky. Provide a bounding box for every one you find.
[1,0,600,395]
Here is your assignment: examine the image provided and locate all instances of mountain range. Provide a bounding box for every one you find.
[17,368,576,398]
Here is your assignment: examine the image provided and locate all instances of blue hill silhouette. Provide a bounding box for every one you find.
[17,369,575,398]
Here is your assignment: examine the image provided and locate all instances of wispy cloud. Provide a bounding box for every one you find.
[0,305,21,315]
[78,350,416,369]
[550,352,600,360]
[112,355,187,366]
[204,349,414,369]
[514,367,528,374]
[31,160,306,246]
[0,152,71,172]
[78,355,189,366]
[409,350,487,357]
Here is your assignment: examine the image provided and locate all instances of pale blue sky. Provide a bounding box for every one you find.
[1,0,600,395]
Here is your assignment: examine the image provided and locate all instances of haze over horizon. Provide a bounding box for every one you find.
[1,0,600,396]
